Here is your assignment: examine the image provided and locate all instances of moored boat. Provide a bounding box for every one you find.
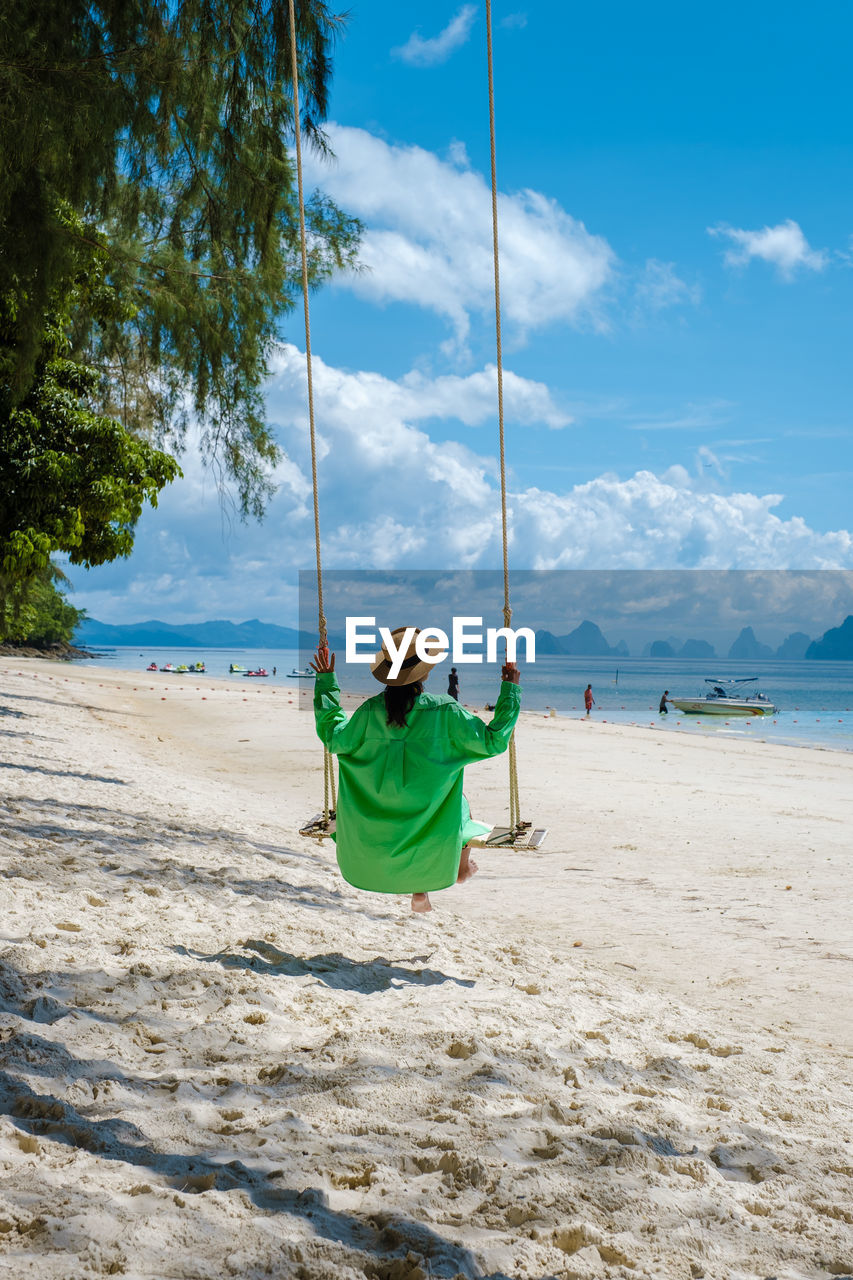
[243,668,268,678]
[286,667,316,679]
[671,677,777,716]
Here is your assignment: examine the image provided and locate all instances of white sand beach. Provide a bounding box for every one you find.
[1,658,851,1280]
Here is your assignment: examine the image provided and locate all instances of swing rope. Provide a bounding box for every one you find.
[294,0,525,840]
[288,0,336,822]
[485,0,522,831]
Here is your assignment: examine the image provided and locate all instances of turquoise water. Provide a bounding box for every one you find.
[80,647,853,753]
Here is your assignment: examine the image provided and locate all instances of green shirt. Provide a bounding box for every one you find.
[313,673,521,893]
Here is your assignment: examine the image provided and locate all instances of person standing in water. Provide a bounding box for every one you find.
[584,683,595,715]
[447,666,459,700]
[659,690,672,714]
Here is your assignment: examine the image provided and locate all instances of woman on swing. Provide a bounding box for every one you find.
[311,628,521,913]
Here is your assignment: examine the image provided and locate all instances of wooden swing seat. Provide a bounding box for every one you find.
[299,811,336,841]
[300,813,545,851]
[468,822,547,851]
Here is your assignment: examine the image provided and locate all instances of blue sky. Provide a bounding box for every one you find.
[68,1,853,625]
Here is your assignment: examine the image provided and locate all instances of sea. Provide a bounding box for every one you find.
[78,647,853,753]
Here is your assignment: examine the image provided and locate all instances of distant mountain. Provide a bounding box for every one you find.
[649,640,676,658]
[641,635,680,658]
[534,629,560,655]
[805,615,853,660]
[74,617,341,649]
[679,638,716,659]
[535,621,626,657]
[728,627,773,660]
[776,631,811,660]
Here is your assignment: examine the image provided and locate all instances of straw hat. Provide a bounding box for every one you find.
[371,626,441,686]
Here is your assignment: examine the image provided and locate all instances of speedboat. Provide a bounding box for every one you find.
[671,678,777,716]
[160,663,175,673]
[229,663,247,674]
[286,667,316,679]
[244,668,268,678]
[190,662,206,673]
[146,662,157,671]
[175,664,190,673]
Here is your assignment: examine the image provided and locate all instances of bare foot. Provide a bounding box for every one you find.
[411,893,432,913]
[457,848,479,884]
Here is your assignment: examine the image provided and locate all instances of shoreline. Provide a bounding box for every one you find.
[65,647,853,756]
[0,642,98,661]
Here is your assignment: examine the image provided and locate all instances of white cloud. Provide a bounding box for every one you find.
[67,348,853,623]
[392,6,477,67]
[269,344,570,432]
[511,472,852,571]
[709,219,828,279]
[624,400,733,432]
[306,126,615,345]
[634,259,701,313]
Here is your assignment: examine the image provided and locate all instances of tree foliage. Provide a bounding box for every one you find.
[1,237,180,625]
[0,565,83,648]
[0,0,361,512]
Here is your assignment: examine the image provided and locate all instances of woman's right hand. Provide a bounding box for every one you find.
[310,646,336,674]
[501,661,520,684]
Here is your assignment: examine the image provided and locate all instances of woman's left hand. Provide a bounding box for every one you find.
[311,646,335,674]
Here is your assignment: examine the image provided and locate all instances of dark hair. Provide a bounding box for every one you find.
[384,681,423,728]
